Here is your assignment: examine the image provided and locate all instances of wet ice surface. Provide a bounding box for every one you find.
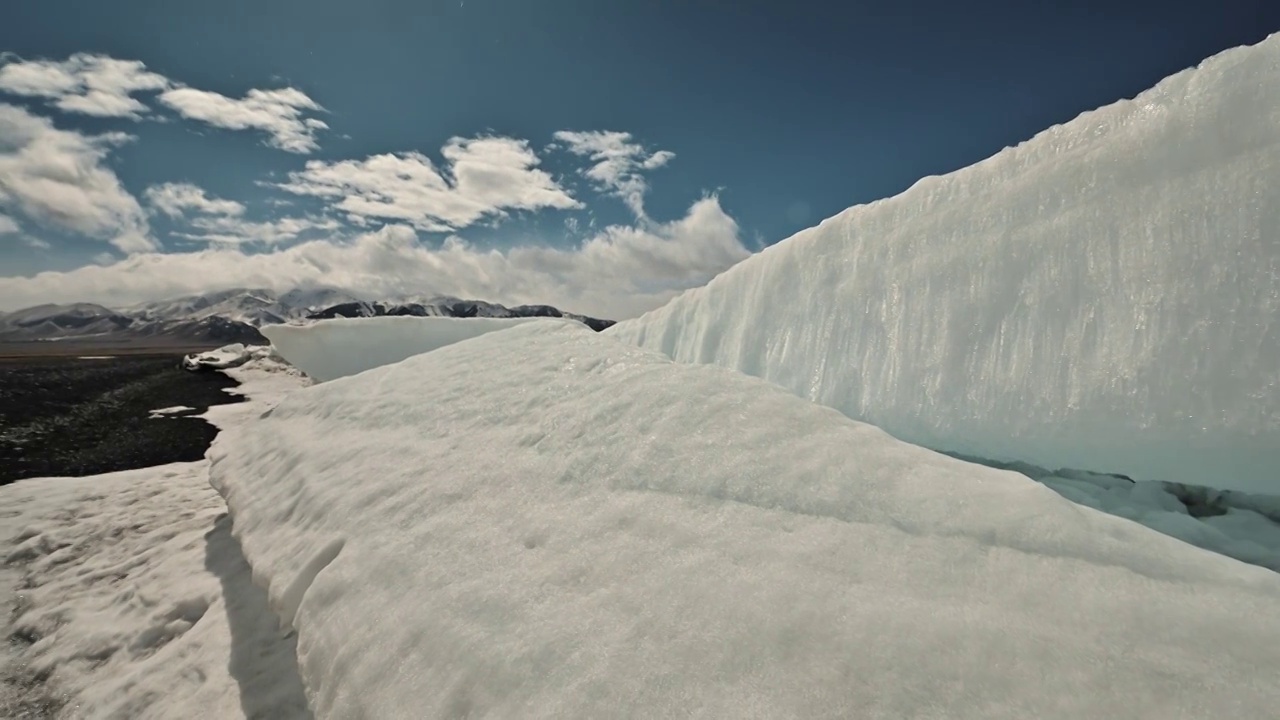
[945,453,1280,572]
[0,358,311,720]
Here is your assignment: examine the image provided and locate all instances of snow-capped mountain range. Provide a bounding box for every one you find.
[0,288,615,347]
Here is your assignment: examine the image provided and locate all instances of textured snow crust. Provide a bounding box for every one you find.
[211,320,1280,719]
[261,316,556,381]
[608,34,1280,493]
[0,359,311,720]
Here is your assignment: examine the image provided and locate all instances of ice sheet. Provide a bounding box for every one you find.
[261,316,559,381]
[210,320,1280,719]
[608,34,1280,493]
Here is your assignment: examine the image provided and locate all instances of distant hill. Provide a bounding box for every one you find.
[0,289,614,350]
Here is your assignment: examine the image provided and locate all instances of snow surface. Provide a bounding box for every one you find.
[608,33,1280,494]
[148,405,195,416]
[260,316,561,381]
[262,314,1280,573]
[1,356,311,720]
[182,343,280,372]
[212,320,1280,719]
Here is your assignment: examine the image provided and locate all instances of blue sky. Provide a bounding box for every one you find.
[0,0,1276,317]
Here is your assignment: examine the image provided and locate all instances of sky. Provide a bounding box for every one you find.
[0,0,1276,318]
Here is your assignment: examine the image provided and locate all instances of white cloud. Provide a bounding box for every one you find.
[0,213,18,234]
[0,197,751,319]
[0,53,329,151]
[0,103,153,253]
[279,136,581,230]
[158,86,327,153]
[174,215,343,246]
[0,54,169,119]
[145,182,245,218]
[553,130,675,217]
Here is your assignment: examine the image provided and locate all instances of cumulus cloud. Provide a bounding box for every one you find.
[279,136,581,230]
[0,213,18,234]
[0,197,751,319]
[0,103,153,253]
[553,130,675,217]
[0,53,328,152]
[158,86,327,153]
[174,215,343,246]
[0,53,170,119]
[144,182,245,218]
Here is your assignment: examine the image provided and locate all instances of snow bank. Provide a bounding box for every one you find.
[0,359,310,720]
[210,321,1280,719]
[261,316,556,381]
[608,34,1280,493]
[182,343,280,372]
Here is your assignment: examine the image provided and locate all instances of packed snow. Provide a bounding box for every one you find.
[182,343,280,372]
[148,405,196,418]
[608,33,1280,494]
[260,316,556,381]
[214,320,1280,718]
[1,355,310,720]
[263,314,1280,573]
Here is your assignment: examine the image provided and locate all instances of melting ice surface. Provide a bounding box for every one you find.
[216,321,1280,718]
[608,32,1280,494]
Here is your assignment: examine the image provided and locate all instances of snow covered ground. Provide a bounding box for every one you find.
[1,355,310,720]
[213,320,1280,719]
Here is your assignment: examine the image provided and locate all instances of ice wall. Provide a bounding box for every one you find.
[261,316,558,381]
[609,35,1280,493]
[210,321,1280,718]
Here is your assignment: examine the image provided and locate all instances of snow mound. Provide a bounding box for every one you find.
[608,33,1280,493]
[260,316,561,381]
[210,320,1280,719]
[182,343,280,372]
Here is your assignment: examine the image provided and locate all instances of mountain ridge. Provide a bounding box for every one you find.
[0,289,615,347]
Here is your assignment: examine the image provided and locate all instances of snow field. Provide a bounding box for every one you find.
[213,320,1280,719]
[608,32,1280,493]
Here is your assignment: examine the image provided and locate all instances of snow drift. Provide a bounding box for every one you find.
[608,34,1280,493]
[182,343,280,371]
[261,316,558,381]
[210,321,1280,719]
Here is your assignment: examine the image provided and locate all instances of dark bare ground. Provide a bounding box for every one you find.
[0,355,244,484]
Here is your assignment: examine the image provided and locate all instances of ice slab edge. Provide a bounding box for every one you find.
[608,33,1280,493]
[260,316,559,381]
